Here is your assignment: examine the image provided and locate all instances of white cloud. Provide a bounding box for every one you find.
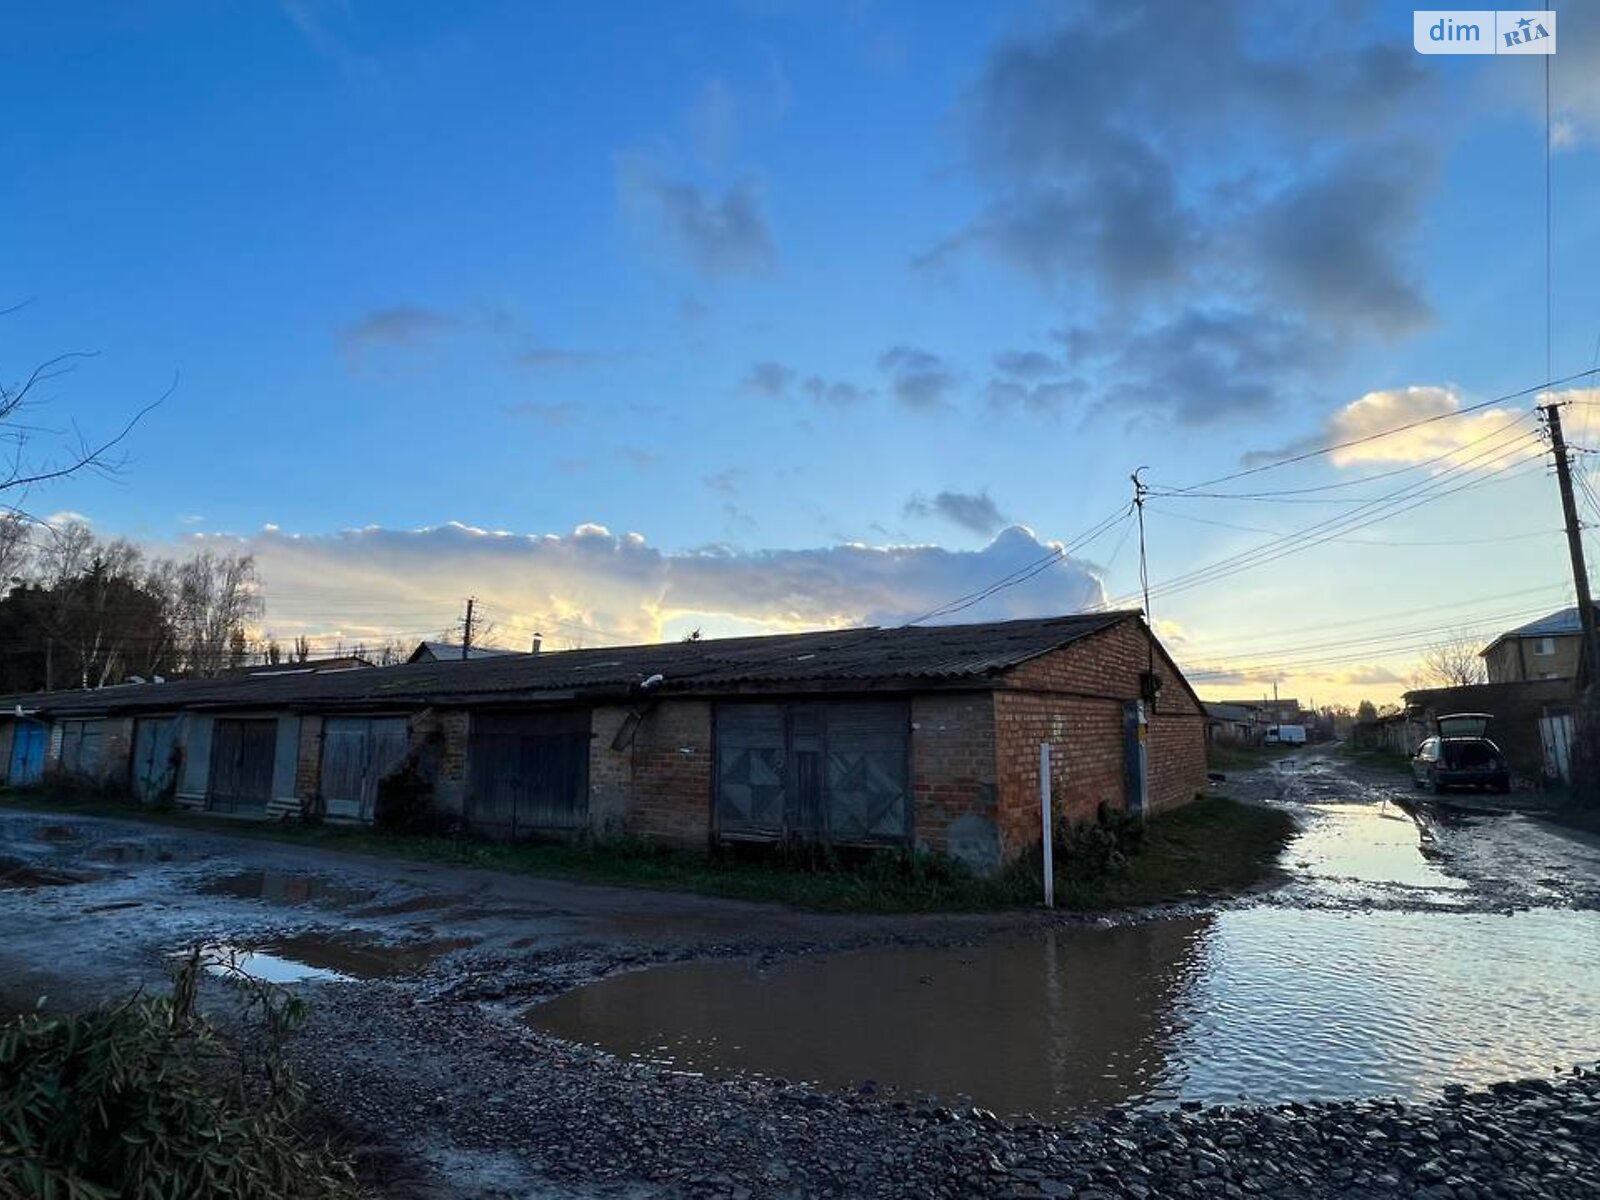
[1247,385,1597,470]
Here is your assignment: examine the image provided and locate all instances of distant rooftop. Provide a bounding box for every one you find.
[1483,604,1600,653]
[407,640,528,664]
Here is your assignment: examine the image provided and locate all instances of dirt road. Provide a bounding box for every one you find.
[1,754,1598,1198]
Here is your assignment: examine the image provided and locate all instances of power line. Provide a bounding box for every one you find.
[1146,504,1566,547]
[1162,367,1597,495]
[1149,411,1537,503]
[1116,425,1546,608]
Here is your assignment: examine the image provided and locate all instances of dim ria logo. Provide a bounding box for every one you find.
[1414,11,1555,54]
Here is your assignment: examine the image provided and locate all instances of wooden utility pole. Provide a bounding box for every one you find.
[460,597,476,661]
[1540,403,1599,680]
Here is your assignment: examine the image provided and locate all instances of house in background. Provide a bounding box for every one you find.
[0,612,1208,876]
[1203,702,1256,744]
[407,641,529,664]
[1480,605,1599,683]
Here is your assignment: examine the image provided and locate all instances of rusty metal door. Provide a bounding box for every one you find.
[715,701,909,847]
[467,711,590,837]
[132,717,181,803]
[321,717,409,822]
[208,718,277,814]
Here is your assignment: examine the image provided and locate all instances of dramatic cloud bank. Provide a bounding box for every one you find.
[196,522,1107,650]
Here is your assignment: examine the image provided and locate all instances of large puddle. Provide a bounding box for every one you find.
[528,779,1600,1118]
[527,908,1600,1118]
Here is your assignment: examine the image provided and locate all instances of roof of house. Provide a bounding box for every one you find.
[1204,702,1253,722]
[7,611,1148,717]
[217,656,374,678]
[1481,604,1600,655]
[407,641,527,663]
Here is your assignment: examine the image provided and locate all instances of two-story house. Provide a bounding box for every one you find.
[1480,605,1599,683]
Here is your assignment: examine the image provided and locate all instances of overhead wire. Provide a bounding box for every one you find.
[1113,423,1547,608]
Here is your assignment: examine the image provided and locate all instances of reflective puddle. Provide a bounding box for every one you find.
[190,934,477,983]
[1276,801,1469,908]
[526,908,1600,1118]
[199,870,374,907]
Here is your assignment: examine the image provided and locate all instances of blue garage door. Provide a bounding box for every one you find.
[7,721,46,786]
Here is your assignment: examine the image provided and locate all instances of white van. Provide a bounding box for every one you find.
[1265,724,1307,746]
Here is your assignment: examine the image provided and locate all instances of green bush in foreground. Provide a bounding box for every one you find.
[0,954,362,1200]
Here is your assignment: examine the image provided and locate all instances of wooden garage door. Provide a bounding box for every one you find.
[715,701,909,847]
[466,711,590,837]
[320,717,409,822]
[208,719,278,814]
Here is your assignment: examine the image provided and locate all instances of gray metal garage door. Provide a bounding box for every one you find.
[715,701,910,847]
[132,717,182,803]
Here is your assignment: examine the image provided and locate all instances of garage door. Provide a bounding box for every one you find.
[58,719,105,778]
[715,701,909,847]
[132,717,182,803]
[466,711,590,837]
[7,721,46,786]
[208,718,278,815]
[320,717,409,822]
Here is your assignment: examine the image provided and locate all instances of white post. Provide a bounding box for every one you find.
[1040,742,1054,909]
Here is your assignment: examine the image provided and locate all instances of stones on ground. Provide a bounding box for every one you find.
[287,983,1600,1200]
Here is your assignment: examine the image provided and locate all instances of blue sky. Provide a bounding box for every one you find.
[3,1,1599,702]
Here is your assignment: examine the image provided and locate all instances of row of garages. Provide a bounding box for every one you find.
[0,612,1208,875]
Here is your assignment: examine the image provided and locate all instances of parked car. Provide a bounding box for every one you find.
[1411,713,1510,794]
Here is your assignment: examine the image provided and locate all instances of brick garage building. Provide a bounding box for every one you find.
[1,612,1206,875]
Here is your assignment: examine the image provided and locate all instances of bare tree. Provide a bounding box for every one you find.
[1416,630,1488,689]
[0,511,30,587]
[170,550,265,677]
[293,635,312,663]
[2,337,166,502]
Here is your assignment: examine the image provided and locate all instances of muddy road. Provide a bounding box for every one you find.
[1,751,1598,1198]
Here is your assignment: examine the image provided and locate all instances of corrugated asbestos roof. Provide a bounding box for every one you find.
[1500,605,1595,640]
[4,611,1139,717]
[407,641,527,662]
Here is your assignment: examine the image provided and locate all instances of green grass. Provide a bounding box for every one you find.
[0,788,1296,914]
[1054,794,1297,908]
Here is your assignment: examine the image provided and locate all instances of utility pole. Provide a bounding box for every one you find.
[1540,403,1600,681]
[460,596,476,661]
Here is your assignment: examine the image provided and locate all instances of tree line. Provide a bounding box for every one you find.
[0,516,265,693]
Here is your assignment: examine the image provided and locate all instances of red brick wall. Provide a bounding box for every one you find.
[621,700,713,848]
[294,714,323,803]
[910,693,999,872]
[410,709,470,815]
[589,705,634,834]
[994,618,1206,853]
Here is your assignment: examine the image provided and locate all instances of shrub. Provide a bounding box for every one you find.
[0,953,363,1200]
[373,757,452,835]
